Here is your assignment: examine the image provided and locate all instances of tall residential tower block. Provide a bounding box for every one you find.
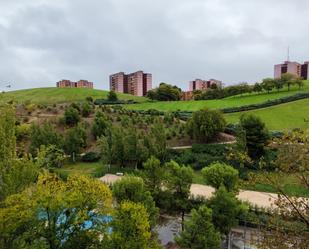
[274,61,309,80]
[110,71,152,96]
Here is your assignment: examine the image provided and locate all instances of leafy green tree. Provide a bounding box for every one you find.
[107,90,118,101]
[261,78,274,93]
[147,83,181,101]
[187,109,226,142]
[30,122,63,155]
[149,121,167,161]
[166,161,194,230]
[92,111,110,139]
[280,73,295,91]
[98,135,112,168]
[202,162,239,192]
[0,106,39,202]
[111,201,152,249]
[142,157,167,203]
[176,205,221,249]
[273,78,284,92]
[252,82,263,94]
[0,105,16,168]
[64,106,80,126]
[37,145,65,168]
[110,127,126,167]
[112,176,159,227]
[240,114,269,159]
[294,77,304,90]
[208,186,246,236]
[0,174,113,249]
[64,125,87,162]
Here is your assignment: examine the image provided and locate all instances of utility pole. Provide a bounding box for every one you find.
[287,46,290,61]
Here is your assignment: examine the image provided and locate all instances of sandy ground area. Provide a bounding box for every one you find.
[100,174,278,208]
[190,184,278,208]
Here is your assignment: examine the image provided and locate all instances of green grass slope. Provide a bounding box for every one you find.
[224,98,309,130]
[0,87,146,105]
[127,82,309,111]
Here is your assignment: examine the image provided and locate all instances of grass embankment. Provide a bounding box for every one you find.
[0,87,146,105]
[225,98,309,130]
[127,82,309,111]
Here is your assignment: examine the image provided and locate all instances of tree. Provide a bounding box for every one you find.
[112,176,159,227]
[148,120,167,161]
[92,111,110,139]
[166,161,194,230]
[107,90,118,101]
[110,201,152,249]
[187,109,226,142]
[0,106,39,201]
[261,78,274,93]
[280,73,295,91]
[147,83,181,101]
[240,114,269,159]
[142,157,167,203]
[37,145,65,168]
[208,186,246,236]
[64,106,80,126]
[0,174,113,249]
[273,78,284,92]
[64,125,87,162]
[176,205,221,249]
[257,130,309,248]
[201,162,239,192]
[0,105,16,168]
[30,122,63,155]
[252,82,263,94]
[295,77,304,90]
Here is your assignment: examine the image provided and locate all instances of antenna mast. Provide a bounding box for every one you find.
[287,46,290,61]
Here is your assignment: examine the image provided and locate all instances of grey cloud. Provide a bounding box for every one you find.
[0,0,309,91]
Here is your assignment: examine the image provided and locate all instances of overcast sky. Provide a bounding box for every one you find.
[1,0,309,91]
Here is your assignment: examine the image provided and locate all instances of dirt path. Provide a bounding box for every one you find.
[100,174,279,208]
[190,184,278,208]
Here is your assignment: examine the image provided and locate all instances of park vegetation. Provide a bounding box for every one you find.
[0,84,308,249]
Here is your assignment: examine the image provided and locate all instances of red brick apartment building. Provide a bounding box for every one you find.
[110,71,152,97]
[56,79,93,89]
[189,78,222,91]
[274,61,309,80]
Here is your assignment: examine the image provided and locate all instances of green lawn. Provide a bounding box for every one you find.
[53,162,104,178]
[0,87,146,105]
[127,82,309,111]
[54,162,136,179]
[224,98,309,131]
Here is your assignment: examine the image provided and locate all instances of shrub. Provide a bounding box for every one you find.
[15,123,31,141]
[64,106,80,126]
[81,152,101,162]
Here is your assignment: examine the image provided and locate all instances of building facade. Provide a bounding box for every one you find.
[56,79,93,89]
[274,61,308,80]
[109,71,152,96]
[181,91,194,101]
[189,78,222,91]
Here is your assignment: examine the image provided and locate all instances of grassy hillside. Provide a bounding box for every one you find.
[224,98,309,130]
[127,82,309,111]
[0,87,147,105]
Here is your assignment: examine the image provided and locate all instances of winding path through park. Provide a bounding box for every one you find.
[100,174,279,208]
